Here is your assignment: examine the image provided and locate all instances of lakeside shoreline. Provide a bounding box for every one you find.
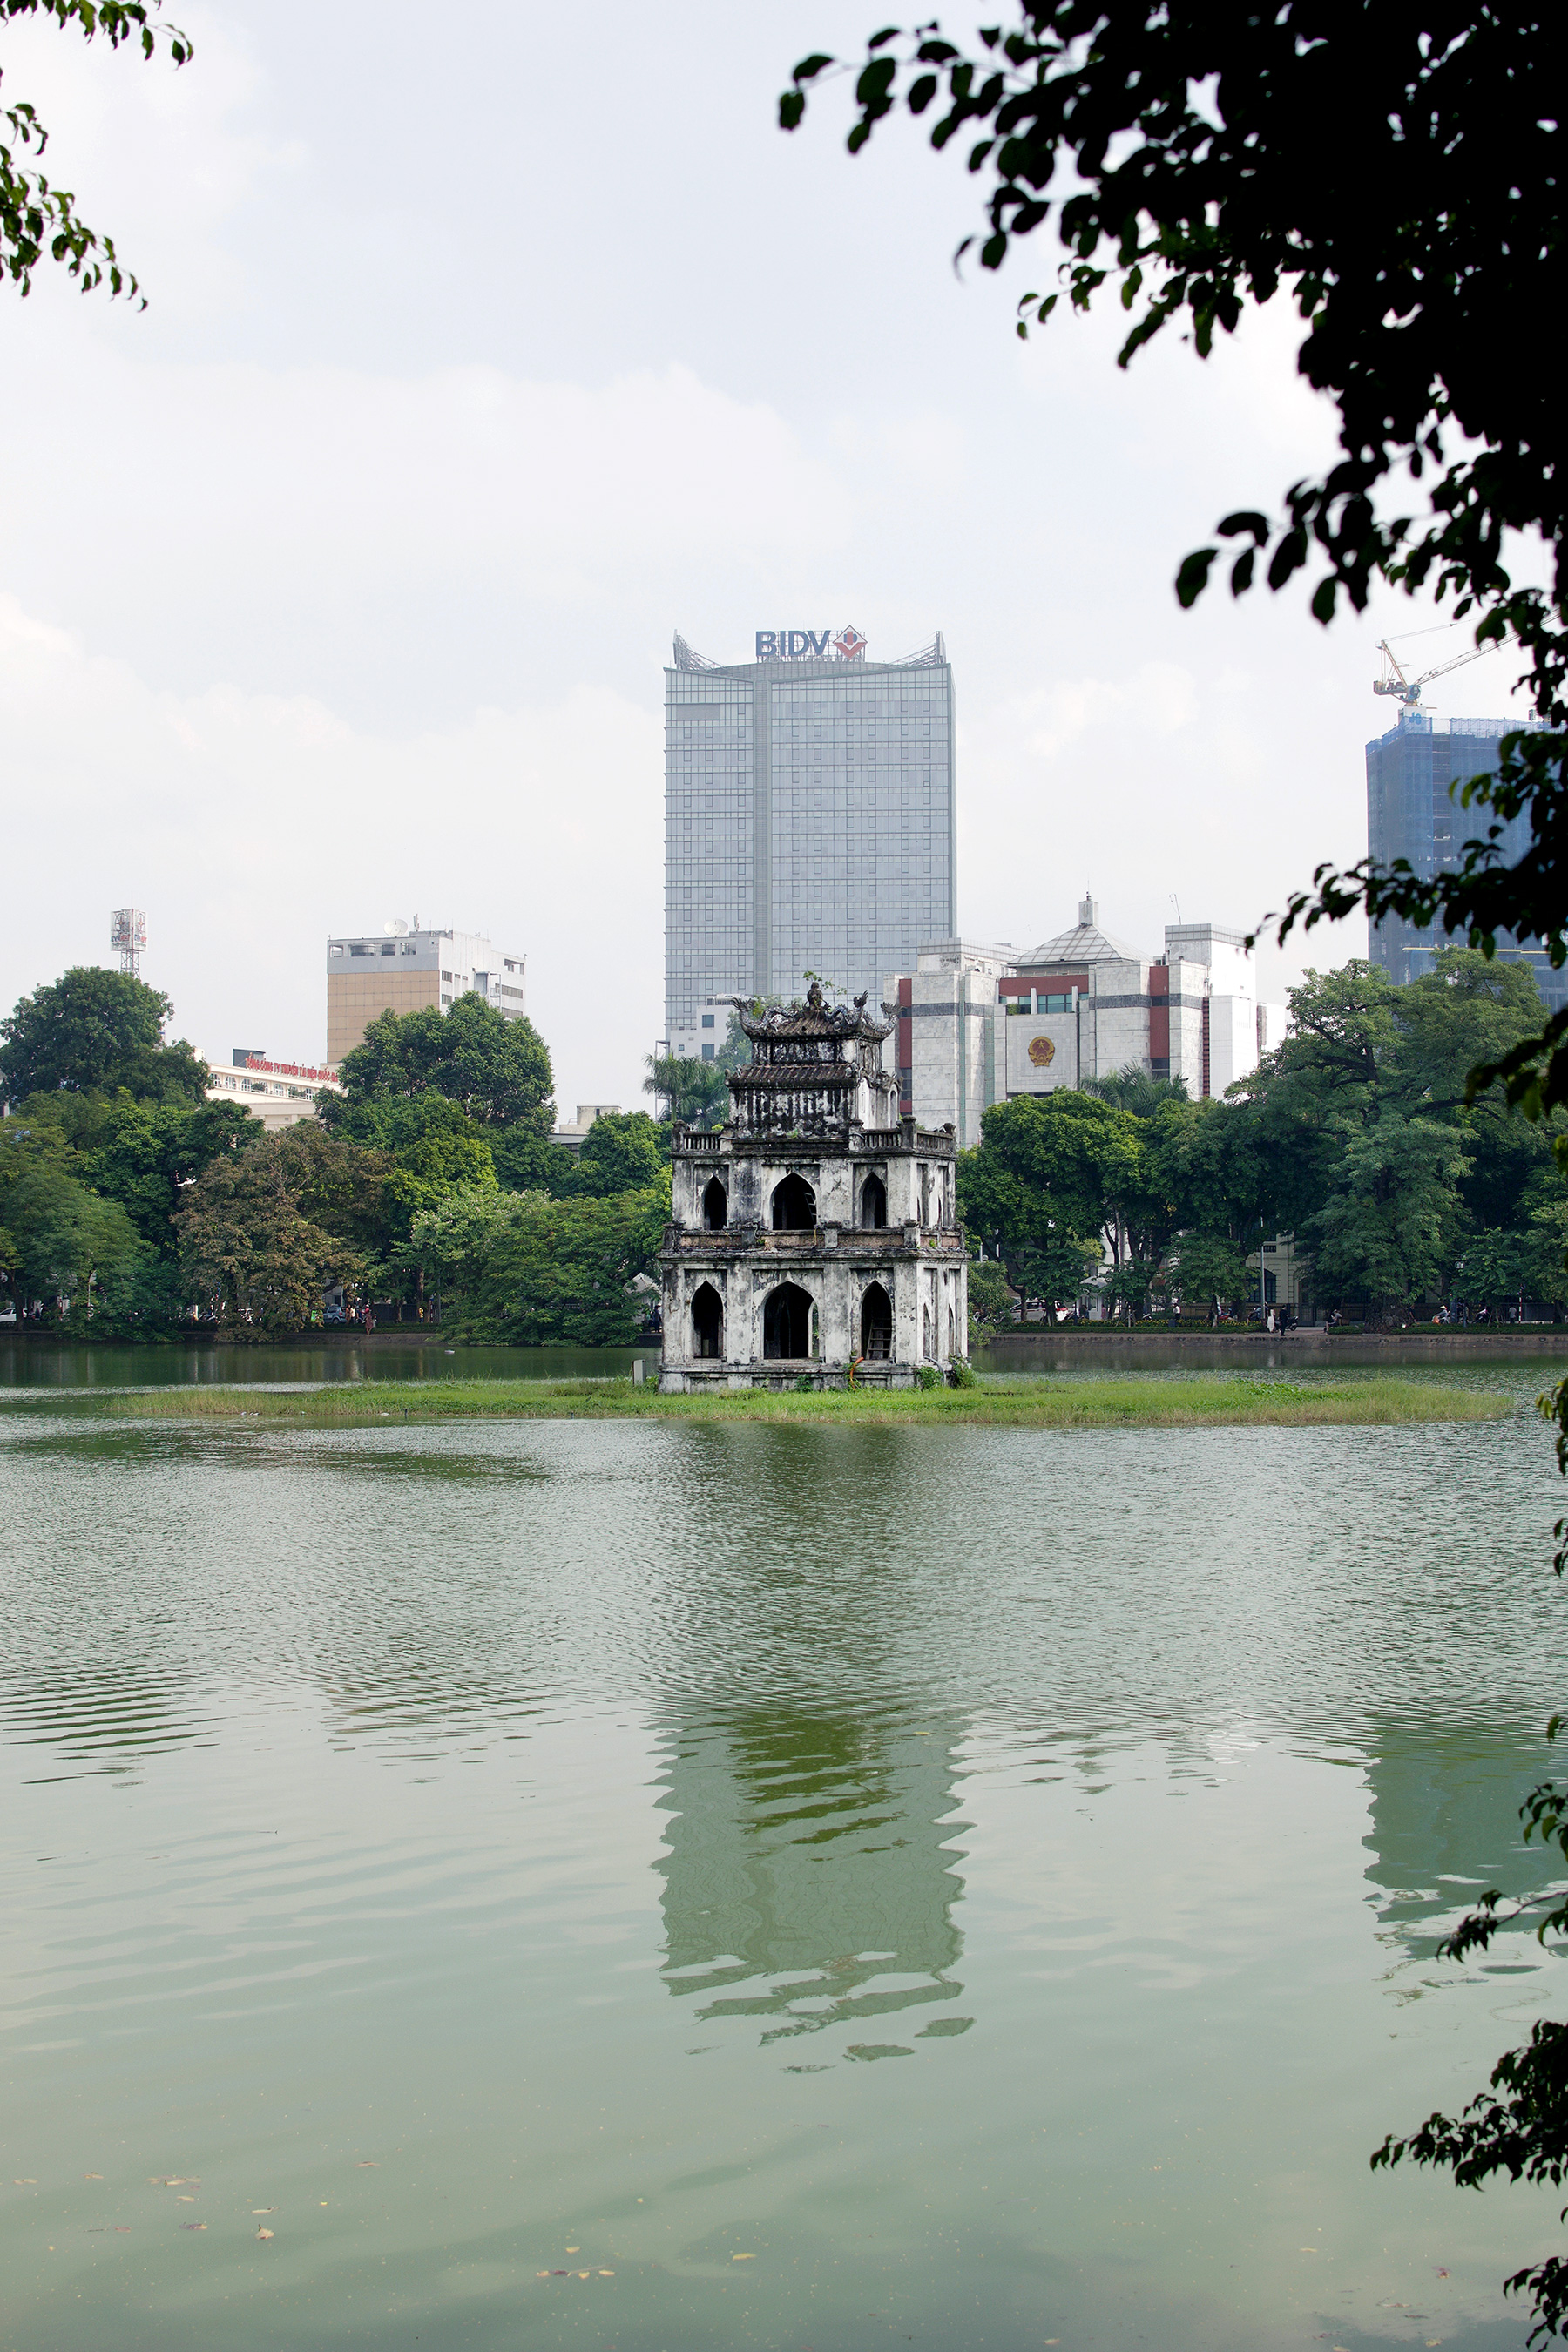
[54,1373,1516,1431]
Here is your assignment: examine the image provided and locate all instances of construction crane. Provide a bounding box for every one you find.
[1373,633,1493,710]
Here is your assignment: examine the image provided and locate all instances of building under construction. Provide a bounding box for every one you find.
[1366,709,1564,1008]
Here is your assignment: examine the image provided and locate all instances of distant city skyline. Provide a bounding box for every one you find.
[0,4,1532,1108]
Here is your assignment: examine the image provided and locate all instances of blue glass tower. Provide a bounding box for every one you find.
[1366,708,1565,1010]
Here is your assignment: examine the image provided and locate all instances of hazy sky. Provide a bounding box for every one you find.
[0,2,1536,1112]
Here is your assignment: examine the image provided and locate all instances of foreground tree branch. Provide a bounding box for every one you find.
[1,0,190,302]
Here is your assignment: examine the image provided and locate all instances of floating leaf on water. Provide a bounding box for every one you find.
[576,2270,591,2279]
[176,2194,196,2202]
[113,2225,130,2233]
[551,2268,568,2275]
[598,2269,614,2276]
[733,2253,756,2261]
[565,2246,580,2253]
[84,2173,102,2180]
[256,2227,274,2240]
[179,2222,206,2231]
[252,2208,275,2215]
[537,2270,551,2278]
[355,2162,378,2170]
[13,2179,38,2186]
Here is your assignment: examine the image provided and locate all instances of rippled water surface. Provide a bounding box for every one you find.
[3,1371,1568,2351]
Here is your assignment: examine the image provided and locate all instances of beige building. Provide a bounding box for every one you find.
[327,922,527,1065]
[205,1051,343,1132]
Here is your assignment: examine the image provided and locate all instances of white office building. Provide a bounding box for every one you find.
[886,899,1288,1143]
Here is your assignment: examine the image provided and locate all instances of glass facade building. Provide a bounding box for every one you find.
[665,632,956,1054]
[1367,709,1566,1010]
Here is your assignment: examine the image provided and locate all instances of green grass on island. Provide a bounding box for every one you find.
[78,1373,1514,1431]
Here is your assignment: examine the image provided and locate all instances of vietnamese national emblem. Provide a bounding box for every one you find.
[1028,1034,1056,1068]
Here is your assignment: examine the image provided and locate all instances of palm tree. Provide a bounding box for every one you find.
[1082,1064,1191,1119]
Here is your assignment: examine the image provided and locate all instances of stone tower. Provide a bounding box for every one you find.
[659,983,968,1391]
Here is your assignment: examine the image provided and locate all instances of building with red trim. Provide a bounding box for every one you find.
[884,898,1287,1144]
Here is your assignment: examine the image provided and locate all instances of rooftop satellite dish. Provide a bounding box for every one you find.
[385,918,409,937]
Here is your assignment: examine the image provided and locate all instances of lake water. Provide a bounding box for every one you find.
[3,1361,1568,2351]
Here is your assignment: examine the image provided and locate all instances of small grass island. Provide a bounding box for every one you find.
[83,1372,1513,1432]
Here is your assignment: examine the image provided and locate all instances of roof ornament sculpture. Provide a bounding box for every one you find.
[715,983,895,1047]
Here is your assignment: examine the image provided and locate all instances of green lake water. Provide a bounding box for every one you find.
[3,1361,1568,2351]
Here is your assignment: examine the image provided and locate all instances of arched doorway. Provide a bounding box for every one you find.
[860,1173,887,1229]
[701,1175,727,1231]
[860,1281,892,1360]
[762,1281,814,1358]
[771,1173,816,1230]
[691,1281,724,1359]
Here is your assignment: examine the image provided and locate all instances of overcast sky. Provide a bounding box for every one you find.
[0,2,1537,1112]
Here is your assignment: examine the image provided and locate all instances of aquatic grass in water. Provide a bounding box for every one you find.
[56,1369,1513,1430]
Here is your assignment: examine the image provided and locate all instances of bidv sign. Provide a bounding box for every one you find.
[755,625,867,663]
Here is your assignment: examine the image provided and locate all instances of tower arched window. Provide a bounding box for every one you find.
[691,1281,724,1359]
[861,1281,893,1360]
[771,1173,816,1230]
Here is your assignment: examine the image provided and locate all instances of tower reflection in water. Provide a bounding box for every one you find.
[655,1705,973,2056]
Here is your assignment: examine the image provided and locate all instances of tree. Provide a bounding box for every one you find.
[644,1051,728,1129]
[176,1127,387,1330]
[959,1091,1144,1315]
[2,1,189,305]
[571,1109,667,1198]
[489,1124,577,1196]
[1311,1115,1470,1320]
[781,3,1568,1111]
[967,1256,1017,1338]
[327,1094,497,1232]
[1,1155,152,1323]
[1,967,206,1104]
[1082,1065,1189,1119]
[1455,1225,1530,1319]
[78,1097,259,1256]
[330,995,556,1132]
[415,1179,670,1346]
[1166,1229,1250,1319]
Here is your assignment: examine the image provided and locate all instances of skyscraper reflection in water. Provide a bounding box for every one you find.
[655,1705,973,2056]
[1360,1715,1560,1958]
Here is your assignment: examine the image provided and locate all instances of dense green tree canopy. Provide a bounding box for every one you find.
[331,997,556,1132]
[325,1094,497,1240]
[1,968,207,1105]
[407,1179,670,1347]
[177,1127,389,1332]
[571,1110,667,1199]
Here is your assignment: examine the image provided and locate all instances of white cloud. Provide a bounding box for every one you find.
[0,594,661,1109]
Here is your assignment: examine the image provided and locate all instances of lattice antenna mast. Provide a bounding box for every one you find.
[110,908,146,979]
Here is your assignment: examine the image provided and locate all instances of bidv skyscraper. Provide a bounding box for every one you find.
[664,624,956,1060]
